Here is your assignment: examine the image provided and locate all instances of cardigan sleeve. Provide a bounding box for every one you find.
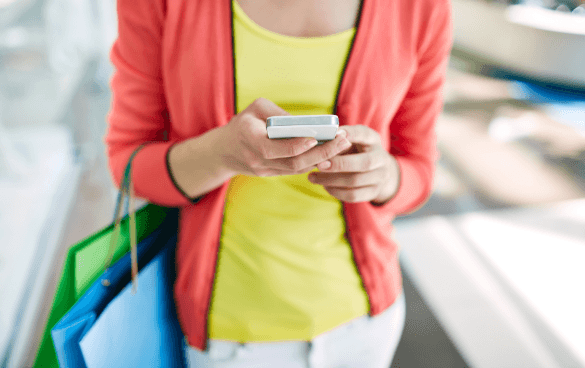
[377,1,452,216]
[105,0,197,207]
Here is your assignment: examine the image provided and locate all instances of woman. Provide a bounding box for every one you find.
[106,0,452,366]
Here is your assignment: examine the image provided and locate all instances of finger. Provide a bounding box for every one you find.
[252,166,316,177]
[323,185,380,203]
[264,133,351,171]
[317,149,387,173]
[258,137,319,160]
[339,125,381,147]
[308,168,386,188]
[246,97,290,121]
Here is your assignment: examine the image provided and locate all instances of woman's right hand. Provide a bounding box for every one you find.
[218,98,351,177]
[168,98,351,199]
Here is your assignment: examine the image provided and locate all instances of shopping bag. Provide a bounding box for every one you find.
[49,144,185,367]
[33,204,172,368]
[79,233,184,368]
[51,216,182,368]
[32,145,174,368]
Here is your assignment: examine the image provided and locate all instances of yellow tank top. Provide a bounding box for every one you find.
[208,1,369,342]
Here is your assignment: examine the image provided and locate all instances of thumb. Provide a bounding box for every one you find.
[340,125,381,147]
[246,98,290,121]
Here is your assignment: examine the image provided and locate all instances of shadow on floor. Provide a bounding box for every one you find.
[390,272,471,368]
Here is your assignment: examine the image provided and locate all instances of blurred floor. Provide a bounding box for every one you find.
[23,59,585,366]
[391,272,470,368]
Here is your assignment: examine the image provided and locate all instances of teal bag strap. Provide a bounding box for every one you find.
[102,144,146,294]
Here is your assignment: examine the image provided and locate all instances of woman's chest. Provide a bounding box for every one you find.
[235,0,361,37]
[161,0,417,139]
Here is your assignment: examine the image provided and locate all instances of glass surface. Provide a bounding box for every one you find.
[0,0,117,365]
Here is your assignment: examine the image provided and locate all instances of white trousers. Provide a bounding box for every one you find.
[185,292,406,368]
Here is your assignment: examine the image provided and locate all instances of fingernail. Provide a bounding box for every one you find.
[318,161,332,170]
[338,139,351,150]
[305,139,318,149]
[336,129,347,138]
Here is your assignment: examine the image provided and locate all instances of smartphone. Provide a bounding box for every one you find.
[266,115,339,143]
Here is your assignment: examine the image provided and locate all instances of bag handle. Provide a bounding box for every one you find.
[102,145,145,294]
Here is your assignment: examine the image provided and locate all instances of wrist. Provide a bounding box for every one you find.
[209,124,238,178]
[371,154,400,205]
[167,127,236,198]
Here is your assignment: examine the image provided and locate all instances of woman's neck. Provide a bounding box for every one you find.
[235,0,361,38]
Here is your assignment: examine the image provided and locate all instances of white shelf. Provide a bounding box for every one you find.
[452,0,585,87]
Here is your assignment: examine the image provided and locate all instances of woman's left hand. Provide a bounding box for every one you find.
[307,125,400,204]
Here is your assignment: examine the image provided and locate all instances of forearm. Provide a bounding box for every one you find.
[168,125,236,199]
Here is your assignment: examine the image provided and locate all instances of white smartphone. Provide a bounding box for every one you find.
[266,115,339,143]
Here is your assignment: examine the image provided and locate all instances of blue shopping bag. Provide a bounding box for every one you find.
[50,212,184,368]
[79,234,184,367]
[51,145,186,367]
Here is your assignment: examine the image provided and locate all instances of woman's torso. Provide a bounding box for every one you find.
[207,0,369,342]
[156,0,445,349]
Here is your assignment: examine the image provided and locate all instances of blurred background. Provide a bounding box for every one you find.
[0,0,584,367]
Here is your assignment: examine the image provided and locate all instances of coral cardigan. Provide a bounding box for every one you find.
[106,0,452,350]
